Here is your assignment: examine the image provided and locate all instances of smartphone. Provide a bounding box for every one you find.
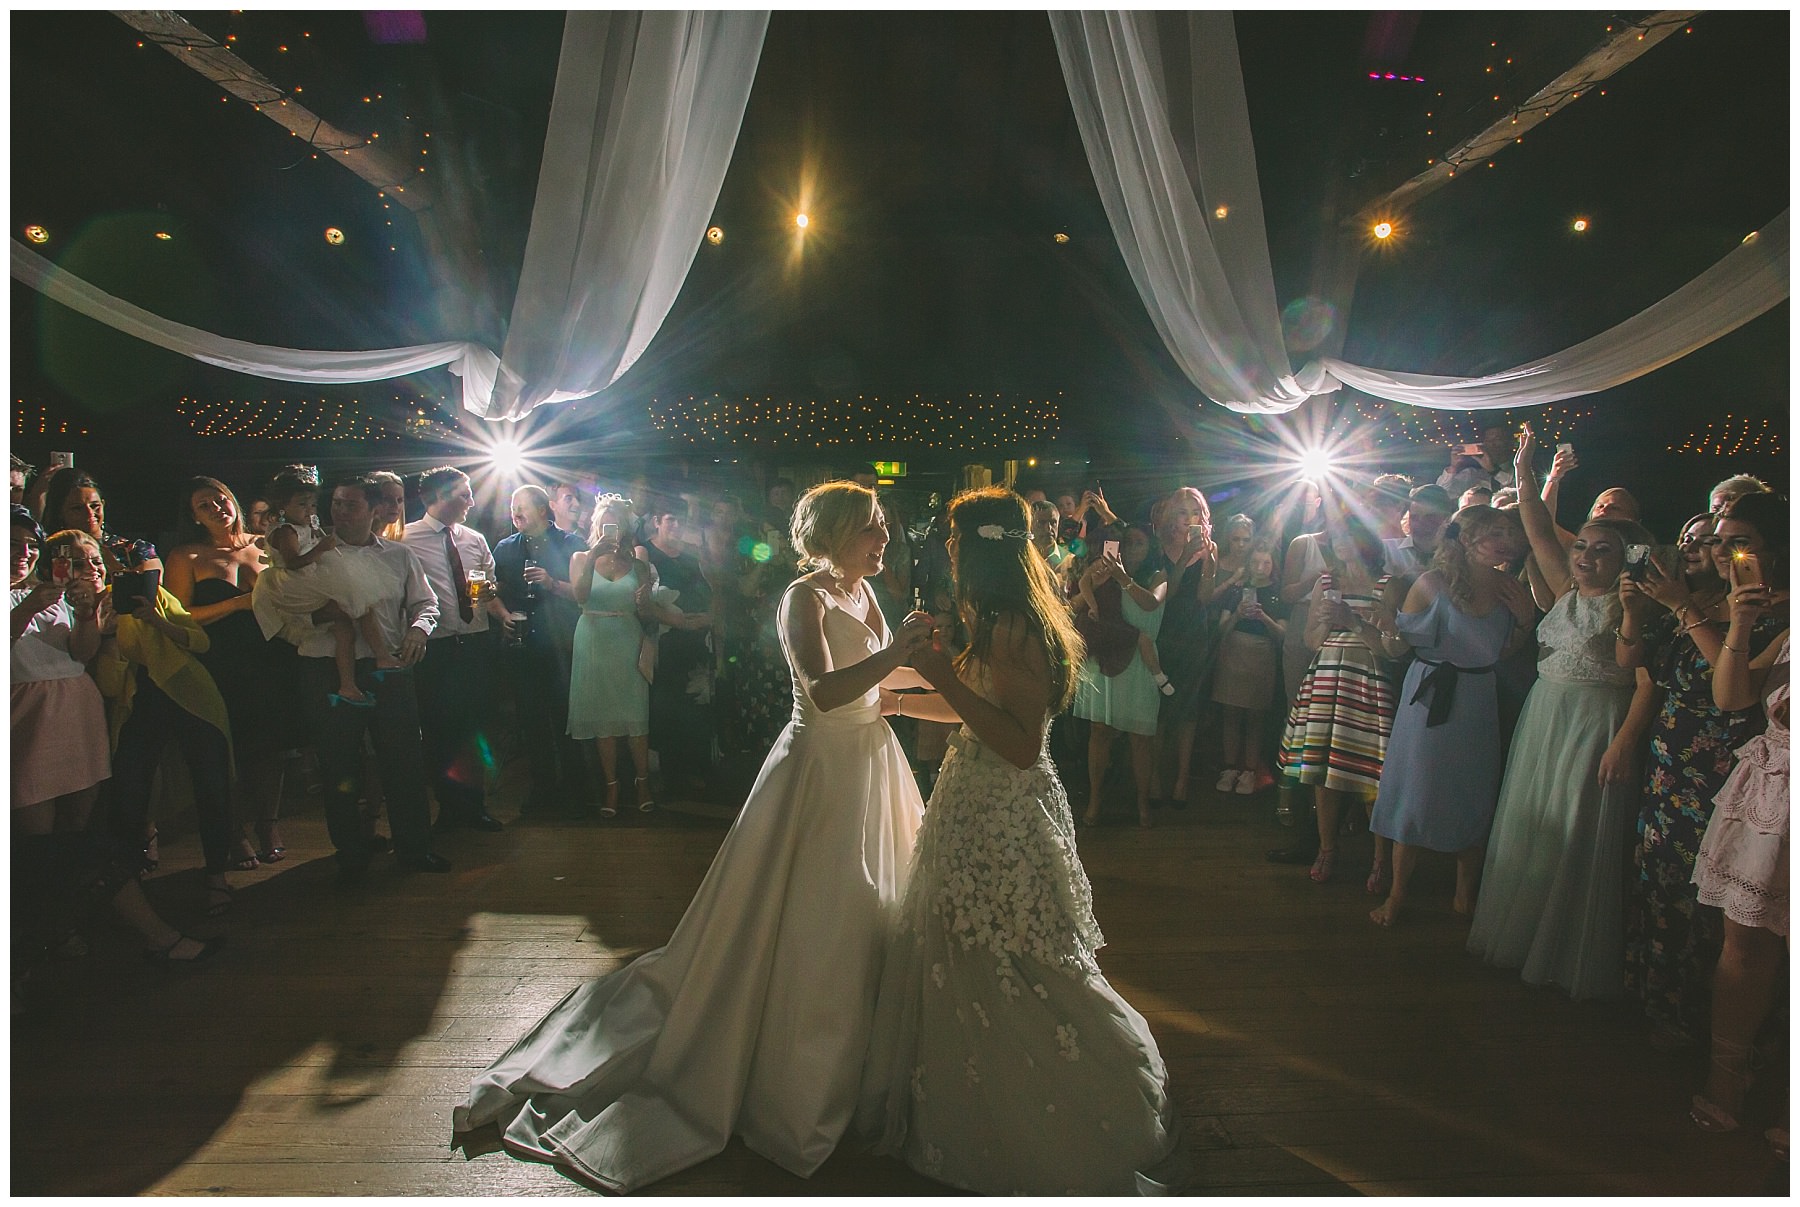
[1624,544,1652,582]
[1102,539,1121,561]
[1556,442,1574,457]
[111,567,162,613]
[1731,548,1765,589]
[47,450,73,469]
[600,522,621,543]
[1458,443,1485,457]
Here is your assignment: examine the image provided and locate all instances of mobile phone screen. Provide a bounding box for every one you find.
[1102,540,1120,560]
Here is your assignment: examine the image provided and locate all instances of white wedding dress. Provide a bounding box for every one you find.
[453,583,923,1191]
[857,660,1183,1194]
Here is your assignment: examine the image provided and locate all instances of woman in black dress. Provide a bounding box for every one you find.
[165,476,299,865]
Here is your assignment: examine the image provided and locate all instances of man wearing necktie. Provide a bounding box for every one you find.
[404,467,510,833]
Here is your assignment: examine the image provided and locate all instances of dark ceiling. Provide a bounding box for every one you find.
[9,10,1789,521]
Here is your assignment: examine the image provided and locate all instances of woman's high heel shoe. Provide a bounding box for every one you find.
[634,775,655,813]
[598,780,619,819]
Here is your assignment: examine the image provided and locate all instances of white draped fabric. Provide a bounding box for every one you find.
[1050,10,1789,414]
[10,239,501,401]
[480,10,769,420]
[8,10,1785,421]
[9,10,767,422]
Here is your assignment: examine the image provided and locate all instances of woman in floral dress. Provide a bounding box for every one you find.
[1618,504,1786,1049]
[858,488,1181,1195]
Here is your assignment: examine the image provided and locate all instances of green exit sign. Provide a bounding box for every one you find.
[871,461,907,477]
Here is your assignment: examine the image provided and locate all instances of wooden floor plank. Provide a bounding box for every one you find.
[11,774,1783,1196]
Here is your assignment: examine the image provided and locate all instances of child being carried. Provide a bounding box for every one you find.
[251,466,403,705]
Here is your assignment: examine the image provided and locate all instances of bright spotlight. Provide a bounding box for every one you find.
[24,225,48,244]
[1295,448,1338,479]
[1571,217,1589,233]
[795,213,809,230]
[1214,205,1229,220]
[488,438,525,477]
[706,225,724,245]
[1372,221,1394,240]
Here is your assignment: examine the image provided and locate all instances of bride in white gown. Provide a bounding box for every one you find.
[857,487,1184,1195]
[454,482,936,1192]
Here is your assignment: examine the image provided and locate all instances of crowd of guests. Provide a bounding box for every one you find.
[10,438,1787,1149]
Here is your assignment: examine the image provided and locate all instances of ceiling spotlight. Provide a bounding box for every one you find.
[23,225,48,244]
[1213,205,1229,220]
[1372,221,1394,240]
[705,226,724,245]
[794,213,809,230]
[1571,218,1589,233]
[154,231,173,241]
[1052,232,1070,244]
[324,227,346,245]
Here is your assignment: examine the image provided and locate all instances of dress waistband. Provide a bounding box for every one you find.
[1410,657,1496,728]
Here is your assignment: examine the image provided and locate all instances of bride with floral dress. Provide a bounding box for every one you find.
[857,488,1183,1195]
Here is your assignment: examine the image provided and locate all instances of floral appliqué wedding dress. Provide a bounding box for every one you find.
[454,583,922,1191]
[857,660,1183,1194]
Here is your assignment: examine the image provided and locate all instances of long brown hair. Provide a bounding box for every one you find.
[947,487,1084,712]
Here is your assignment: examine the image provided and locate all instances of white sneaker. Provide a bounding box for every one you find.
[1215,769,1238,792]
[1235,770,1257,795]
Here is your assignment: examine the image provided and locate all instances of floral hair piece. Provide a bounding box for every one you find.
[976,524,1031,541]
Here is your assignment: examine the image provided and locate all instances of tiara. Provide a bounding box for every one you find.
[976,524,1031,541]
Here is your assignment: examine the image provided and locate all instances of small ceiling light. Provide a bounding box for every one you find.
[794,213,809,230]
[23,225,48,244]
[1213,205,1229,220]
[705,226,724,245]
[154,231,173,241]
[1052,232,1070,244]
[1571,217,1589,233]
[325,227,346,245]
[1372,221,1394,240]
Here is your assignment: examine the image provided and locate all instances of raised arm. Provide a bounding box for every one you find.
[1513,424,1573,599]
[1714,579,1784,710]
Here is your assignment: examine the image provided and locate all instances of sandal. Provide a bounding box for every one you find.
[255,822,286,864]
[231,839,261,872]
[599,780,619,819]
[1690,1038,1754,1133]
[1309,848,1337,884]
[1365,858,1391,895]
[141,830,160,874]
[144,934,226,966]
[634,775,655,813]
[204,883,235,918]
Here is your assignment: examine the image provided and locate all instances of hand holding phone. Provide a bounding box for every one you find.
[1729,548,1764,590]
[1624,544,1652,583]
[1102,539,1121,562]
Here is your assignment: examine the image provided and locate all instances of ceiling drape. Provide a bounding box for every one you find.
[1049,10,1788,413]
[9,10,1785,421]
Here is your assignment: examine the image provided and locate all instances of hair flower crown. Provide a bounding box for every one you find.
[976,524,1031,541]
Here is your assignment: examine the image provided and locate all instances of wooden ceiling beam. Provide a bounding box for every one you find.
[112,10,431,212]
[1349,12,1701,229]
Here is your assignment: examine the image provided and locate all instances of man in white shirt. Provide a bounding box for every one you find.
[403,467,510,833]
[1382,484,1454,579]
[298,475,448,879]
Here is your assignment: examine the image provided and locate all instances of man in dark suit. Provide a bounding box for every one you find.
[494,484,591,816]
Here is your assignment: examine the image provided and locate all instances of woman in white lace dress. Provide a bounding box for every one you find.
[1467,426,1660,996]
[858,487,1182,1195]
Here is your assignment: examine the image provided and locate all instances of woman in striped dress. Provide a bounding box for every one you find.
[1278,513,1402,884]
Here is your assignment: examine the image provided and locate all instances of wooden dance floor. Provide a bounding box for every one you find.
[13,761,1783,1196]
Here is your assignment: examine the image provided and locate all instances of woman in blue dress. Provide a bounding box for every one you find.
[1367,505,1535,927]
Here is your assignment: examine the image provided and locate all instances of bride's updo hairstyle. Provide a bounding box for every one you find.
[947,487,1085,712]
[790,480,878,574]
